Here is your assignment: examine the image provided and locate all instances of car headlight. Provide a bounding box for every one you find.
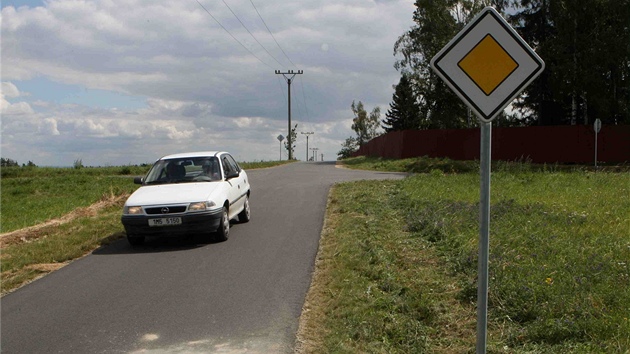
[124,206,143,215]
[189,201,216,211]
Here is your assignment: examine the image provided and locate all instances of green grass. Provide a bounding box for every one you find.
[340,156,630,174]
[1,167,148,233]
[340,155,478,173]
[240,160,296,169]
[299,158,630,353]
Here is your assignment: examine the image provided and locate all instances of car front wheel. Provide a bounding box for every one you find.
[215,207,230,242]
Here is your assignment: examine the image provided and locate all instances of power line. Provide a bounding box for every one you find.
[276,75,287,101]
[195,0,273,69]
[244,1,312,132]
[298,76,312,125]
[220,0,287,69]
[246,0,311,129]
[248,0,297,68]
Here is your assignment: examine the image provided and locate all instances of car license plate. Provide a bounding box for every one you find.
[148,217,182,227]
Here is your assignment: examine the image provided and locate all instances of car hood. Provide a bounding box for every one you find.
[125,182,222,206]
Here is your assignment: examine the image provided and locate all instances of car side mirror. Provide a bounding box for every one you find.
[226,171,240,179]
[133,176,144,184]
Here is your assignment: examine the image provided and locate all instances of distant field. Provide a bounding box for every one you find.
[298,157,630,353]
[1,167,148,233]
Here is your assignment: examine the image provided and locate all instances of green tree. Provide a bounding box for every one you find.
[338,101,381,159]
[284,124,298,160]
[1,158,19,167]
[382,74,423,132]
[395,1,501,129]
[510,0,630,125]
[337,137,358,159]
[351,100,381,146]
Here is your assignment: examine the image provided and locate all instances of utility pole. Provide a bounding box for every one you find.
[275,70,303,160]
[310,147,319,162]
[301,132,314,161]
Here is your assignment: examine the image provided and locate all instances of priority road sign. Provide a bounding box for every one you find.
[430,7,545,354]
[430,7,544,122]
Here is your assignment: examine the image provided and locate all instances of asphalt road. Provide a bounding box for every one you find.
[1,162,405,354]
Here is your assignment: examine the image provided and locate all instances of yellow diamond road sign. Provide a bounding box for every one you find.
[458,34,518,96]
[430,7,544,122]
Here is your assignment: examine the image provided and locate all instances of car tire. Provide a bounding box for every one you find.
[238,195,251,223]
[215,206,230,242]
[127,234,145,246]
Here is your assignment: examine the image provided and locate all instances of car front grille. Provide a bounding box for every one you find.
[145,206,188,215]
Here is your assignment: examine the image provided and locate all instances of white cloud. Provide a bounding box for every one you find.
[1,82,22,98]
[39,117,61,136]
[0,0,416,166]
[1,81,34,115]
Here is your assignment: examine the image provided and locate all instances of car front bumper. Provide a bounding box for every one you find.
[121,209,223,237]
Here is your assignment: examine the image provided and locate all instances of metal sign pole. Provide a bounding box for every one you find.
[595,129,598,168]
[428,8,544,353]
[476,121,492,354]
[594,119,601,168]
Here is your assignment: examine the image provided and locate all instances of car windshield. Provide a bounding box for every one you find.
[144,157,221,184]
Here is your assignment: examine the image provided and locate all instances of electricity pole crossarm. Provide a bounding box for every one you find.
[301,132,314,161]
[275,70,303,160]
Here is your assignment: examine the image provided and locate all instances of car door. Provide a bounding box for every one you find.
[221,154,246,219]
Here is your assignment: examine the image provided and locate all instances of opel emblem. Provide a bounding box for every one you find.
[161,207,170,214]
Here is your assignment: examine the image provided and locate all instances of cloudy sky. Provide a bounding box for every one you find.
[1,0,415,166]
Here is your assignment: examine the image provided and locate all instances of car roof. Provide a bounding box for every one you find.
[159,151,227,160]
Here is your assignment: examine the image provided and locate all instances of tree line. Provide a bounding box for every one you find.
[1,158,37,167]
[340,0,629,158]
[387,0,629,131]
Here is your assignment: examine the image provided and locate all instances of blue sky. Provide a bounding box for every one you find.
[2,0,44,8]
[13,77,147,110]
[3,1,149,113]
[1,0,416,166]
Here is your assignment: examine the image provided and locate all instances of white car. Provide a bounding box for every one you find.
[121,151,251,245]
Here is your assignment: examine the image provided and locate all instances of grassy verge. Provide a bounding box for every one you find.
[299,159,630,353]
[240,160,296,169]
[1,199,125,294]
[340,155,630,174]
[0,161,291,295]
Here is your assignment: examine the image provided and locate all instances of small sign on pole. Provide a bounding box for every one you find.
[277,134,285,161]
[430,7,544,354]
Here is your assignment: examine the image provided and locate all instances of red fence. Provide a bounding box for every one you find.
[353,125,630,164]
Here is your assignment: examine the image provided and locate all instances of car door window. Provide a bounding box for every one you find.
[225,154,241,172]
[222,157,233,176]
